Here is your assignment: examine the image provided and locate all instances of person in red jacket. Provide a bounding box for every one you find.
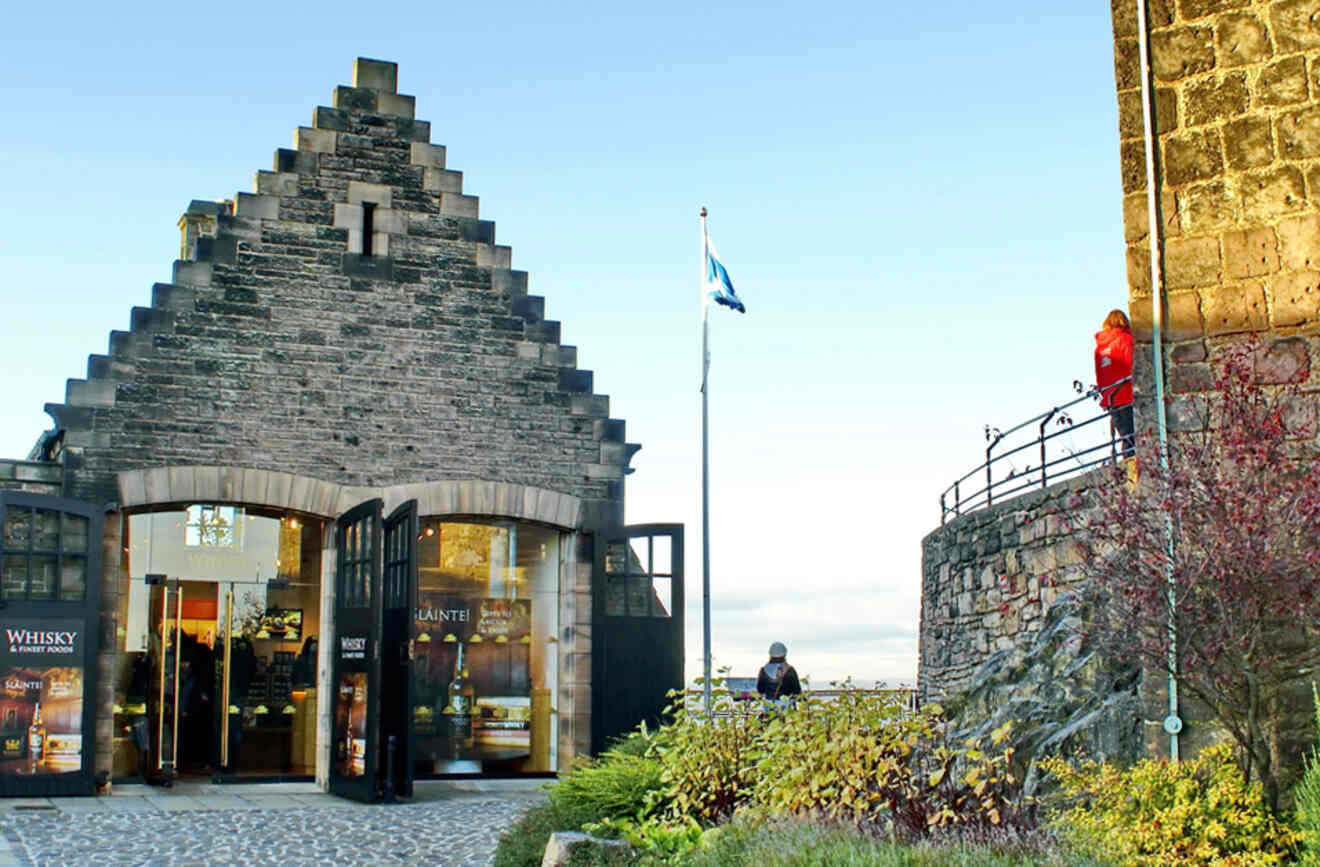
[1094,309,1135,458]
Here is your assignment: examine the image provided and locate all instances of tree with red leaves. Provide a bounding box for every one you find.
[1075,343,1320,812]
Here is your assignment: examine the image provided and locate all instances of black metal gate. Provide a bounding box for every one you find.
[592,524,684,754]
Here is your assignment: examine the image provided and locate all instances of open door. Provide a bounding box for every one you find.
[379,500,417,801]
[592,524,684,754]
[328,499,382,802]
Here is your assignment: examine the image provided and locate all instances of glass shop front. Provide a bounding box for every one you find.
[113,503,560,787]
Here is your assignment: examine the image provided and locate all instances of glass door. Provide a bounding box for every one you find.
[380,500,417,800]
[147,578,183,784]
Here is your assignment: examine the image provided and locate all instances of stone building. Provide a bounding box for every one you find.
[0,58,683,799]
[921,0,1320,768]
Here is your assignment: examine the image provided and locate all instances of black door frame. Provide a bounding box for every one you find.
[328,498,383,802]
[379,499,417,801]
[591,523,684,754]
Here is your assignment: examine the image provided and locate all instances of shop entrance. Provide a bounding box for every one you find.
[116,508,323,785]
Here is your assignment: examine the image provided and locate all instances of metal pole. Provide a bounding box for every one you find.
[700,206,713,717]
[1136,0,1180,760]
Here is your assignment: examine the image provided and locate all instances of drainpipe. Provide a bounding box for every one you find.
[1135,0,1181,760]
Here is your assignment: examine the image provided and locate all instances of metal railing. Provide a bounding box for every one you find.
[940,378,1131,525]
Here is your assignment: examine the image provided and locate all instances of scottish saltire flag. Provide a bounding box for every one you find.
[704,239,746,313]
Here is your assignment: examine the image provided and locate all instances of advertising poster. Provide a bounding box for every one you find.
[412,595,532,762]
[334,633,368,778]
[0,618,84,776]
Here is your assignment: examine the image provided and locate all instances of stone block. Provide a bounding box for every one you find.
[353,57,398,93]
[1203,281,1268,334]
[1122,190,1179,243]
[172,260,212,287]
[1256,56,1309,106]
[1114,38,1141,91]
[294,127,336,154]
[1177,180,1234,233]
[1164,235,1221,289]
[1222,227,1279,278]
[254,170,299,196]
[1223,116,1275,170]
[1121,139,1146,193]
[1183,72,1248,125]
[1216,11,1272,66]
[1171,341,1208,362]
[234,193,278,221]
[1169,361,1213,392]
[1277,215,1320,270]
[1271,0,1320,53]
[439,193,479,218]
[1117,87,1178,139]
[1277,106,1320,158]
[477,245,512,269]
[410,142,446,168]
[1179,0,1249,19]
[1167,290,1204,339]
[1127,244,1152,294]
[332,85,376,112]
[1151,26,1216,81]
[347,180,392,208]
[1241,166,1306,222]
[375,92,415,118]
[312,106,349,132]
[422,168,463,194]
[1164,130,1224,186]
[1270,271,1320,326]
[1253,337,1311,383]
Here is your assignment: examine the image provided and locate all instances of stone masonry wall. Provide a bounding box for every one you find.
[42,58,637,529]
[918,472,1097,706]
[1112,0,1320,423]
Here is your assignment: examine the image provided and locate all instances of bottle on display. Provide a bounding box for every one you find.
[445,644,475,748]
[27,702,45,765]
[342,707,354,769]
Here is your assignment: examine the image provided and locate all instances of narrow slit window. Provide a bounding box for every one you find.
[361,202,376,256]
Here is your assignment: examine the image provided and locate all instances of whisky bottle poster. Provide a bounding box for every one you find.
[0,618,84,776]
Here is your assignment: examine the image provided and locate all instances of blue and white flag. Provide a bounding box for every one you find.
[704,239,746,314]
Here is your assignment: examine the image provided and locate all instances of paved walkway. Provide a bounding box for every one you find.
[0,780,543,866]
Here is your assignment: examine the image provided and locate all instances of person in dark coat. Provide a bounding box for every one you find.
[1094,309,1135,458]
[756,641,801,705]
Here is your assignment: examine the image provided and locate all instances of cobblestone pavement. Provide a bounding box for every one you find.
[0,787,539,866]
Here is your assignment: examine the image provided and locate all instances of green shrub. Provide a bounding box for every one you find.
[1041,743,1300,865]
[753,692,1031,841]
[494,799,617,867]
[653,689,764,823]
[550,752,665,821]
[1295,684,1320,865]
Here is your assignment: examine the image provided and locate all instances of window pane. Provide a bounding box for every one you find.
[30,555,57,599]
[2,555,26,599]
[3,509,30,549]
[651,536,672,577]
[63,513,89,553]
[650,577,672,618]
[60,556,86,601]
[34,510,60,551]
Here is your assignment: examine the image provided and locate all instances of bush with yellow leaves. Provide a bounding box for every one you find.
[1040,743,1300,865]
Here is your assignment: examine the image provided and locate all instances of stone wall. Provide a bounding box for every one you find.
[1113,0,1320,421]
[918,472,1097,706]
[0,460,62,497]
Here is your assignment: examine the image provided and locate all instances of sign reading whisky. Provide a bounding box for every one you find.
[0,618,85,777]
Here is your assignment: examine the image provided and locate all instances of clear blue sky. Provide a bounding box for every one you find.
[0,1,1124,687]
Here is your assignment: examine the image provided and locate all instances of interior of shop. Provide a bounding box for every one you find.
[412,519,560,778]
[113,507,322,782]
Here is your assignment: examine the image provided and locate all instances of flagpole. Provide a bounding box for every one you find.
[699,206,712,717]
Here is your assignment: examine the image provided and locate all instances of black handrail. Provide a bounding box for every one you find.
[939,377,1132,525]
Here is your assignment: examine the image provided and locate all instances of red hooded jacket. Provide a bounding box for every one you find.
[1094,327,1133,408]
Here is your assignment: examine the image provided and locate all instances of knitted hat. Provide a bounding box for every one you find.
[768,641,787,657]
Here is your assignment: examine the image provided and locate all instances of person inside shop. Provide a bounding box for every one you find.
[1094,308,1135,458]
[756,641,801,709]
